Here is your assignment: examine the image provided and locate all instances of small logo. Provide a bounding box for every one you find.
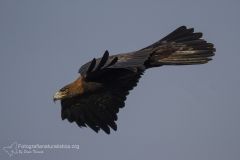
[3,142,80,157]
[2,142,18,157]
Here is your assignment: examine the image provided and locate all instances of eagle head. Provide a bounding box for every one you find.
[53,77,85,102]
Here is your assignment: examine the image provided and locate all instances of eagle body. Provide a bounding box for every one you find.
[54,26,215,134]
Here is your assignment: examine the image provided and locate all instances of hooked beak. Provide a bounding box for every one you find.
[53,91,66,102]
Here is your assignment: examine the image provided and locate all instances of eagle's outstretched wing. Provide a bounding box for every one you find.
[78,50,149,80]
[62,66,143,134]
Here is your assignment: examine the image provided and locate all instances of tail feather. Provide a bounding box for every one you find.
[144,26,215,67]
[161,26,195,42]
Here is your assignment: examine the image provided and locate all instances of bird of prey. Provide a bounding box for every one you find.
[53,26,215,134]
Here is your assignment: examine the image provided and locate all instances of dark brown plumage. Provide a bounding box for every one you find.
[53,26,215,134]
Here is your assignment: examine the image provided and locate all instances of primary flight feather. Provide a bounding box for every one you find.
[53,26,215,134]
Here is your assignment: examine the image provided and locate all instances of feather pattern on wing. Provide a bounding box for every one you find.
[62,68,143,134]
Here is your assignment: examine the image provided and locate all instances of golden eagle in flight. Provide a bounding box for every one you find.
[53,26,215,134]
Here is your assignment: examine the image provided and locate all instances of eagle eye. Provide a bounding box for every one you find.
[60,87,68,93]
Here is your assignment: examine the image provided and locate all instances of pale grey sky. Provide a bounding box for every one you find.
[1,0,240,160]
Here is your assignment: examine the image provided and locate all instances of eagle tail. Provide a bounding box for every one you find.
[144,26,215,67]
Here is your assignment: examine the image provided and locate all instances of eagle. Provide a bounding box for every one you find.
[53,26,215,134]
